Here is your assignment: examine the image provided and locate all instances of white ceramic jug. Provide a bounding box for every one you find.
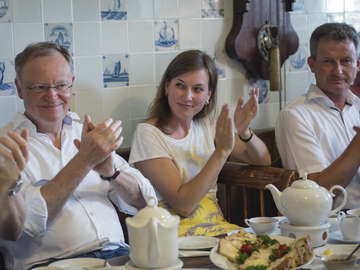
[125,197,180,268]
[337,211,360,240]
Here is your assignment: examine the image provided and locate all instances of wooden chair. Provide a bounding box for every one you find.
[217,162,299,225]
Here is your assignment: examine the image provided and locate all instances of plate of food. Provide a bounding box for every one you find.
[315,244,360,258]
[210,230,314,270]
[178,236,220,250]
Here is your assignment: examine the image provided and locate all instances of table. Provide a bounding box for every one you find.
[109,255,219,269]
[108,233,357,269]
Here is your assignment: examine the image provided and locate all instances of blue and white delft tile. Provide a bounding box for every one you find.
[202,0,224,18]
[292,0,305,13]
[0,0,11,23]
[45,23,74,56]
[154,20,179,52]
[0,60,15,97]
[327,13,345,23]
[248,78,268,104]
[101,0,127,21]
[289,44,308,72]
[204,49,226,79]
[103,54,129,88]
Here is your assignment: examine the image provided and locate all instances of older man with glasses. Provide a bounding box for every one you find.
[0,42,156,270]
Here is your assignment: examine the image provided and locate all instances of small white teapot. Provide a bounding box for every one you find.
[266,172,347,226]
[125,197,180,269]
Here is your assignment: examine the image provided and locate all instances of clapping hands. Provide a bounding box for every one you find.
[234,88,259,135]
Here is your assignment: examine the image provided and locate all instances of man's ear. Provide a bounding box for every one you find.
[15,78,24,99]
[307,56,316,73]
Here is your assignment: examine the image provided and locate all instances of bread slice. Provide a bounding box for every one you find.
[218,231,260,262]
[217,232,314,270]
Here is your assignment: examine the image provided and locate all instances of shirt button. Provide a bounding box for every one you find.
[90,212,94,216]
[100,234,103,238]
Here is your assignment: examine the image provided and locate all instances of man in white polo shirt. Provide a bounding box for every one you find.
[276,22,360,210]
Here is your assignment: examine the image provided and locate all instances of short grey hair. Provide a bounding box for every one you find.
[15,42,74,80]
[310,22,360,60]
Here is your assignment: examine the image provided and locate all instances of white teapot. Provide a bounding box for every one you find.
[125,197,180,269]
[266,173,347,226]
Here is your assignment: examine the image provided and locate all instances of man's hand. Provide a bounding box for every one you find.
[234,88,259,136]
[73,115,123,177]
[0,129,29,194]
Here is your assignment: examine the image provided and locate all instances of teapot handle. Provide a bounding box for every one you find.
[149,217,160,264]
[328,185,347,217]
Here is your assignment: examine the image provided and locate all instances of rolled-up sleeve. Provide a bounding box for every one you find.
[109,154,156,215]
[22,180,49,237]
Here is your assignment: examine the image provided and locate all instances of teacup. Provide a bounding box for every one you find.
[337,211,360,240]
[244,217,279,235]
[326,214,340,232]
[322,254,357,270]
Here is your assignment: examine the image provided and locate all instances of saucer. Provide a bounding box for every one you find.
[329,231,360,243]
[125,259,183,270]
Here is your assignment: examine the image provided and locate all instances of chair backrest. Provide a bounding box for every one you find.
[217,162,299,225]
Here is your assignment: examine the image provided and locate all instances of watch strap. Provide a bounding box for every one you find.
[238,128,254,143]
[100,166,121,181]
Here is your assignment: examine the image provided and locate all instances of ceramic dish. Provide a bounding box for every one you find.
[49,258,105,268]
[279,219,330,247]
[315,244,360,258]
[178,236,219,250]
[125,259,183,270]
[243,227,281,236]
[209,235,315,270]
[329,231,360,243]
[311,264,360,270]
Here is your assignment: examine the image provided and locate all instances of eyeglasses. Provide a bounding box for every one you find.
[25,83,73,95]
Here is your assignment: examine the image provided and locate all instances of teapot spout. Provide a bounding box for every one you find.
[265,184,285,216]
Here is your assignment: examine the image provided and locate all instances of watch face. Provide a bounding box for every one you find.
[9,178,23,196]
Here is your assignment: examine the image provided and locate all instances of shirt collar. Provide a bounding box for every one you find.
[12,111,81,133]
[306,83,356,108]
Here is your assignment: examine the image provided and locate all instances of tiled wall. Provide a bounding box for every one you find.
[0,0,360,149]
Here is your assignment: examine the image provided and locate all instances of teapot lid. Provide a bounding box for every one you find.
[290,172,320,189]
[131,196,176,224]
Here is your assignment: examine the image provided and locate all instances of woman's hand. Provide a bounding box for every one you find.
[215,104,235,157]
[234,88,259,135]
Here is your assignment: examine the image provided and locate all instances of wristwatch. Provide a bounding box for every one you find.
[238,128,254,143]
[100,166,121,181]
[8,176,23,196]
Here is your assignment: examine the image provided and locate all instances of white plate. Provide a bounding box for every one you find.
[312,264,360,270]
[125,259,183,270]
[49,258,105,269]
[329,231,360,243]
[315,244,360,258]
[178,236,220,250]
[209,235,315,270]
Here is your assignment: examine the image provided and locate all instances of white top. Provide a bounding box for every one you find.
[129,119,217,201]
[275,83,360,209]
[0,112,156,270]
